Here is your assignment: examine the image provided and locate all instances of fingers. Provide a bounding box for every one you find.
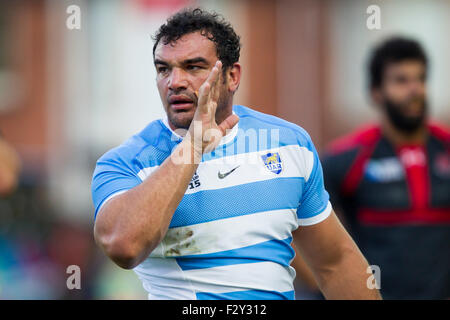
[198,61,222,114]
[218,114,239,135]
[210,64,222,122]
[210,61,222,103]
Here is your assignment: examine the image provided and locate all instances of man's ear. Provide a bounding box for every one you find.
[226,63,241,93]
[371,87,383,106]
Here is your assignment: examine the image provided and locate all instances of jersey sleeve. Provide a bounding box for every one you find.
[91,149,142,219]
[296,133,332,226]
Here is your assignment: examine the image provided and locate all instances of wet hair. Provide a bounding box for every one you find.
[152,8,241,71]
[368,37,428,89]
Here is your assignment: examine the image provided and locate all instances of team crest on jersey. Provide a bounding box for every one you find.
[261,152,283,174]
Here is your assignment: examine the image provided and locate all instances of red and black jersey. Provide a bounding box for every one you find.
[322,122,450,299]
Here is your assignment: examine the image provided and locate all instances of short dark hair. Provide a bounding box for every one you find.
[368,37,428,89]
[152,8,241,71]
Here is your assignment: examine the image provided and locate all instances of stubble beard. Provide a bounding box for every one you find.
[383,96,428,134]
[166,86,230,131]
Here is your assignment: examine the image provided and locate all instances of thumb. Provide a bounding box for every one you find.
[218,114,239,135]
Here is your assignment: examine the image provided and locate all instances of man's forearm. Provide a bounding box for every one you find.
[94,139,200,268]
[316,246,382,300]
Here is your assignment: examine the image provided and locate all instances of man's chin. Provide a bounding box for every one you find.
[383,100,427,134]
[167,112,194,130]
[390,114,426,134]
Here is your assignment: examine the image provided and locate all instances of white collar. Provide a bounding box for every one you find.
[161,111,238,147]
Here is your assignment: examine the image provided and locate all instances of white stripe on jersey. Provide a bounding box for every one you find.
[136,144,314,194]
[134,258,295,299]
[149,208,298,258]
[182,261,295,294]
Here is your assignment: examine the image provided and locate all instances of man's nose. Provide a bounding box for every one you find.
[409,77,425,95]
[168,67,188,91]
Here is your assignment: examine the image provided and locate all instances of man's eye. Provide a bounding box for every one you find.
[187,65,201,71]
[394,76,408,84]
[157,66,168,74]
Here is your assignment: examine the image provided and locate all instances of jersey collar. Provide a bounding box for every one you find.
[161,112,239,147]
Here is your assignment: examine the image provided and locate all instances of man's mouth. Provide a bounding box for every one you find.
[404,98,425,117]
[169,95,195,111]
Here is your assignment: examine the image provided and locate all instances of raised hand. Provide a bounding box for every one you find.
[187,60,239,156]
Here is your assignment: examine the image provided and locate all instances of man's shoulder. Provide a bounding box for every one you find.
[233,105,315,147]
[428,121,450,143]
[325,124,382,157]
[321,124,382,176]
[96,119,169,165]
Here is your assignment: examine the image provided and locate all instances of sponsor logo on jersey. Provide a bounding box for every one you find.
[365,157,404,182]
[218,166,240,179]
[261,152,282,174]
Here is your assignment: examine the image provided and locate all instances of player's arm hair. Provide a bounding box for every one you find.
[292,210,382,299]
[94,139,200,269]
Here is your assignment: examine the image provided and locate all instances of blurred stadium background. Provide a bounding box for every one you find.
[0,0,449,299]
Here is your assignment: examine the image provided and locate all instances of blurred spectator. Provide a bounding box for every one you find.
[321,37,450,299]
[0,178,61,299]
[0,139,101,299]
[0,135,20,196]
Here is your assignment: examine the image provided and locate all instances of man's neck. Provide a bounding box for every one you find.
[214,105,234,128]
[381,118,428,146]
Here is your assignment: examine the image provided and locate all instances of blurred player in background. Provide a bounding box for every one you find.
[91,8,381,300]
[322,37,450,299]
[0,134,20,196]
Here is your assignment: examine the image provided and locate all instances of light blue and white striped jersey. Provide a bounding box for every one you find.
[91,105,332,300]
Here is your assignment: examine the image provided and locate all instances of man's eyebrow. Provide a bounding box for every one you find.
[183,57,209,65]
[154,59,169,66]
